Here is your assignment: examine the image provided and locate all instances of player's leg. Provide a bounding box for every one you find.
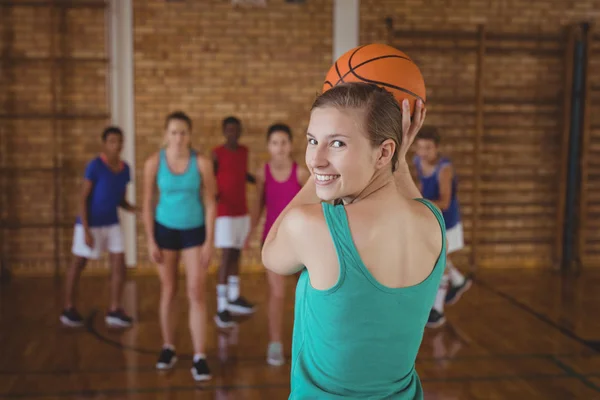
[444,222,472,306]
[60,224,99,327]
[155,222,181,370]
[266,269,285,366]
[181,225,211,381]
[214,216,238,328]
[427,272,448,328]
[105,224,133,327]
[225,215,255,315]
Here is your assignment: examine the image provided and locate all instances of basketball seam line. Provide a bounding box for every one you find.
[334,54,414,86]
[346,46,426,103]
[334,61,344,83]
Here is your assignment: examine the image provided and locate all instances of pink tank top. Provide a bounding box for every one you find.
[262,162,303,242]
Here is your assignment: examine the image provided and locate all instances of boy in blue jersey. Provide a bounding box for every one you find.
[60,126,137,328]
[413,126,472,328]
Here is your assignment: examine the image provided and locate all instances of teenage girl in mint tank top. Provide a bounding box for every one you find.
[262,83,445,399]
[247,123,310,367]
[141,111,217,383]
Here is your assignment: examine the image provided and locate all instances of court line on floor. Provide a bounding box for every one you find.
[3,373,600,398]
[0,351,588,376]
[2,297,596,378]
[84,309,589,362]
[475,278,599,354]
[551,356,600,393]
[476,278,600,394]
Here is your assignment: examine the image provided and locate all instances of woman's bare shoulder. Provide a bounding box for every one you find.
[410,199,444,251]
[285,203,325,231]
[144,152,160,171]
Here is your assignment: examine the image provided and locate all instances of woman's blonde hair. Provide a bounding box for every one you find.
[311,82,403,172]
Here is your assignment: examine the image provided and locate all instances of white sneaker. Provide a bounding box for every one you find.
[267,342,285,366]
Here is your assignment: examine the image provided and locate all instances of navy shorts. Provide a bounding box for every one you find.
[154,221,206,251]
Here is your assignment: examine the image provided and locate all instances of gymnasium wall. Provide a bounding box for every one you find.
[132,0,333,271]
[0,3,109,274]
[1,0,598,275]
[361,0,599,269]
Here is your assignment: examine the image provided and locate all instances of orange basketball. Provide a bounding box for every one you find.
[322,44,426,115]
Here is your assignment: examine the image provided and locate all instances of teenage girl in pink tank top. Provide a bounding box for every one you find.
[248,123,310,367]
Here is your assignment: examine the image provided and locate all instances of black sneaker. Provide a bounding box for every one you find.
[214,310,236,328]
[445,277,473,306]
[156,347,177,370]
[105,309,133,328]
[426,309,446,329]
[191,358,211,381]
[227,296,255,315]
[59,307,84,327]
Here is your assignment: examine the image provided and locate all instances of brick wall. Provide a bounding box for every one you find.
[579,30,600,267]
[2,0,598,274]
[1,3,110,274]
[362,1,597,268]
[132,0,332,271]
[361,0,598,40]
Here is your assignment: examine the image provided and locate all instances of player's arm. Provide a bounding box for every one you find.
[394,98,425,199]
[198,155,217,249]
[79,180,93,232]
[262,176,320,275]
[433,165,453,211]
[296,166,311,185]
[248,165,266,238]
[212,151,220,202]
[246,172,256,184]
[119,188,137,212]
[394,161,422,199]
[78,160,100,233]
[142,154,159,244]
[212,151,218,175]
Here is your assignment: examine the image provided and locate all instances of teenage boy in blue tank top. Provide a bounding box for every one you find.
[60,126,137,329]
[413,126,472,328]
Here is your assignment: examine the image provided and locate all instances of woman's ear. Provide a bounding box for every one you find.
[376,139,396,170]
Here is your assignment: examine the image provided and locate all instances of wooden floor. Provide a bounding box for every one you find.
[1,268,600,399]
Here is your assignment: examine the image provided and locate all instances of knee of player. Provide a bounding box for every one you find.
[160,282,178,300]
[186,283,206,304]
[73,257,88,269]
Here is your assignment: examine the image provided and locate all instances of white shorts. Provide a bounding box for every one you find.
[214,215,251,249]
[446,222,464,254]
[71,223,124,260]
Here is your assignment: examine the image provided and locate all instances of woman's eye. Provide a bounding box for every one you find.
[331,140,345,148]
[308,138,317,145]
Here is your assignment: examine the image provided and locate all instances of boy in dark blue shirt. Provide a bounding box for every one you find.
[414,126,472,328]
[60,126,137,328]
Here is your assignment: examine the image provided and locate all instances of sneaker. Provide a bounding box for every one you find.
[214,310,236,329]
[191,358,211,381]
[426,309,446,329]
[266,342,285,366]
[156,347,177,370]
[445,277,473,306]
[59,307,84,327]
[105,309,133,328]
[227,296,255,315]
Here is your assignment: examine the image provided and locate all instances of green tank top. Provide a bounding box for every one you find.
[290,199,446,399]
[155,149,205,230]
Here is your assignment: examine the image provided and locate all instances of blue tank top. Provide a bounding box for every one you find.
[413,155,461,230]
[290,199,446,399]
[155,149,205,230]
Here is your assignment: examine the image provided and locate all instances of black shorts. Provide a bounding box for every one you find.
[154,221,206,251]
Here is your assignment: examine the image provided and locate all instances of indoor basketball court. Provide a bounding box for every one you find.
[1,0,600,399]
